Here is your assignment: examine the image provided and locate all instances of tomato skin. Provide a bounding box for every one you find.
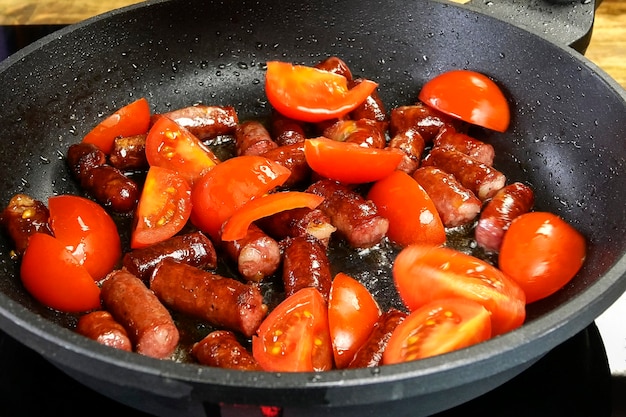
[252,287,333,372]
[383,298,492,364]
[367,170,446,247]
[304,138,403,184]
[145,116,220,185]
[418,70,510,132]
[328,273,381,369]
[82,98,151,154]
[190,155,292,240]
[499,212,586,303]
[131,166,192,249]
[20,233,101,313]
[48,195,121,281]
[393,245,525,336]
[265,61,379,123]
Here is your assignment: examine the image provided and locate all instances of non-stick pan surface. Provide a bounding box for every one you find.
[0,0,625,416]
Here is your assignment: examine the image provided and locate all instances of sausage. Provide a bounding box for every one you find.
[270,111,307,146]
[261,143,311,188]
[235,120,278,156]
[349,78,388,128]
[347,308,407,368]
[100,269,179,359]
[0,194,52,255]
[306,179,389,248]
[67,142,107,178]
[191,330,261,371]
[390,103,461,143]
[412,166,482,228]
[323,119,386,148]
[422,148,506,201]
[162,105,239,140]
[475,182,535,252]
[281,235,333,301]
[257,207,336,247]
[387,129,426,175]
[109,134,148,171]
[82,165,140,212]
[122,231,217,282]
[433,126,495,166]
[150,259,267,337]
[314,56,353,81]
[75,310,132,352]
[221,224,281,282]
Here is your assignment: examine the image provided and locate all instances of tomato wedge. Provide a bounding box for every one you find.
[265,61,378,123]
[131,166,192,249]
[190,155,292,240]
[393,245,526,336]
[499,212,586,303]
[304,138,403,184]
[82,97,151,154]
[145,116,220,184]
[367,170,446,247]
[328,273,381,369]
[21,233,101,313]
[221,191,324,241]
[252,287,333,372]
[418,70,510,132]
[383,298,492,364]
[48,195,121,280]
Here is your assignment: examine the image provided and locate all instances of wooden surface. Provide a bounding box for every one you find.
[0,0,624,89]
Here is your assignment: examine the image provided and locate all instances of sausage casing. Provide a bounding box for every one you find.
[221,223,281,282]
[76,310,132,352]
[347,308,407,368]
[281,235,333,301]
[0,194,52,255]
[191,330,261,371]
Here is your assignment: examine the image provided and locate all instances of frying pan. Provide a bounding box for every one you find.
[1,0,625,416]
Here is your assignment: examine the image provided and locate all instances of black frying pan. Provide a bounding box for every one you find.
[1,0,625,416]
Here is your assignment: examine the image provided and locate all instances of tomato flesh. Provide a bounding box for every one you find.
[418,70,510,132]
[393,245,526,336]
[499,212,586,303]
[265,61,378,123]
[252,287,333,372]
[383,298,492,364]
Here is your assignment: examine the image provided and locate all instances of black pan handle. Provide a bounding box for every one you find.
[463,0,600,54]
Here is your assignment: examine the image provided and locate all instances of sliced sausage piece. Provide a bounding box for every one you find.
[323,119,386,148]
[122,231,217,282]
[433,126,495,166]
[235,120,278,156]
[261,143,311,188]
[257,207,336,247]
[101,269,179,359]
[281,235,333,301]
[390,103,462,143]
[412,166,482,228]
[0,194,52,255]
[306,179,389,248]
[349,78,388,128]
[270,110,307,146]
[76,310,132,352]
[109,134,148,171]
[221,223,281,282]
[314,56,353,81]
[162,105,238,140]
[387,129,426,175]
[347,308,407,368]
[150,259,267,337]
[475,182,535,252]
[82,165,140,212]
[67,142,107,178]
[191,330,261,371]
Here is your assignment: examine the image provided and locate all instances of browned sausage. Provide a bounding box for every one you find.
[235,120,278,156]
[270,110,307,146]
[412,166,482,228]
[67,142,107,178]
[422,148,506,201]
[76,310,132,352]
[82,165,140,212]
[122,231,217,282]
[101,269,179,359]
[387,129,426,175]
[475,182,535,252]
[191,330,261,371]
[0,194,52,255]
[433,126,495,166]
[150,259,267,337]
[323,119,386,148]
[261,143,311,188]
[390,103,461,143]
[281,235,333,301]
[306,179,389,248]
[162,105,239,140]
[349,78,389,128]
[256,207,336,247]
[347,308,407,368]
[109,134,148,171]
[221,224,281,282]
[314,56,353,81]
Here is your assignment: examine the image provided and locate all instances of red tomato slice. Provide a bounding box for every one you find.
[48,195,121,280]
[418,70,510,132]
[20,233,101,313]
[82,98,151,154]
[265,61,378,123]
[190,155,292,240]
[328,273,381,369]
[252,287,333,372]
[383,298,492,364]
[499,212,586,303]
[393,245,526,336]
[367,170,446,247]
[221,191,324,241]
[304,138,403,184]
[131,166,192,249]
[145,116,220,185]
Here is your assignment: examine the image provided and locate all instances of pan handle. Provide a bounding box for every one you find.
[462,0,599,54]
